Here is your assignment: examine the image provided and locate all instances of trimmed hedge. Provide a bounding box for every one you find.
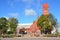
[43,34,60,37]
[0,34,16,38]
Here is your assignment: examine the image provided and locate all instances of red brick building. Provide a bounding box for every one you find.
[29,4,49,35]
[29,21,39,33]
[16,4,49,35]
[42,4,49,15]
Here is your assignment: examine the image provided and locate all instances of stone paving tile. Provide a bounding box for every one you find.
[0,37,60,40]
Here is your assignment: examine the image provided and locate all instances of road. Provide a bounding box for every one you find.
[0,37,60,40]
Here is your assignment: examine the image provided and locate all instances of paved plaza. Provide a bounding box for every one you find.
[0,37,60,40]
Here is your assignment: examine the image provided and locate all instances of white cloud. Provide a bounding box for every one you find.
[8,13,19,18]
[7,0,21,7]
[22,0,34,4]
[7,0,15,7]
[25,9,36,16]
[3,16,9,20]
[7,0,36,8]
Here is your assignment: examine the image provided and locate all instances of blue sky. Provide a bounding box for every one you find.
[0,0,60,24]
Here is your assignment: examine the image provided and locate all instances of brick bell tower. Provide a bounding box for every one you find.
[42,4,49,15]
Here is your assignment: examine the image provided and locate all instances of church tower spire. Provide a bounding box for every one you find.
[42,4,49,15]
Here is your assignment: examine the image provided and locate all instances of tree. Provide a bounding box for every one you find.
[8,17,18,34]
[0,17,8,34]
[37,14,57,34]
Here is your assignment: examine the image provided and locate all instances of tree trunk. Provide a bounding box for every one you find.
[47,29,51,34]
